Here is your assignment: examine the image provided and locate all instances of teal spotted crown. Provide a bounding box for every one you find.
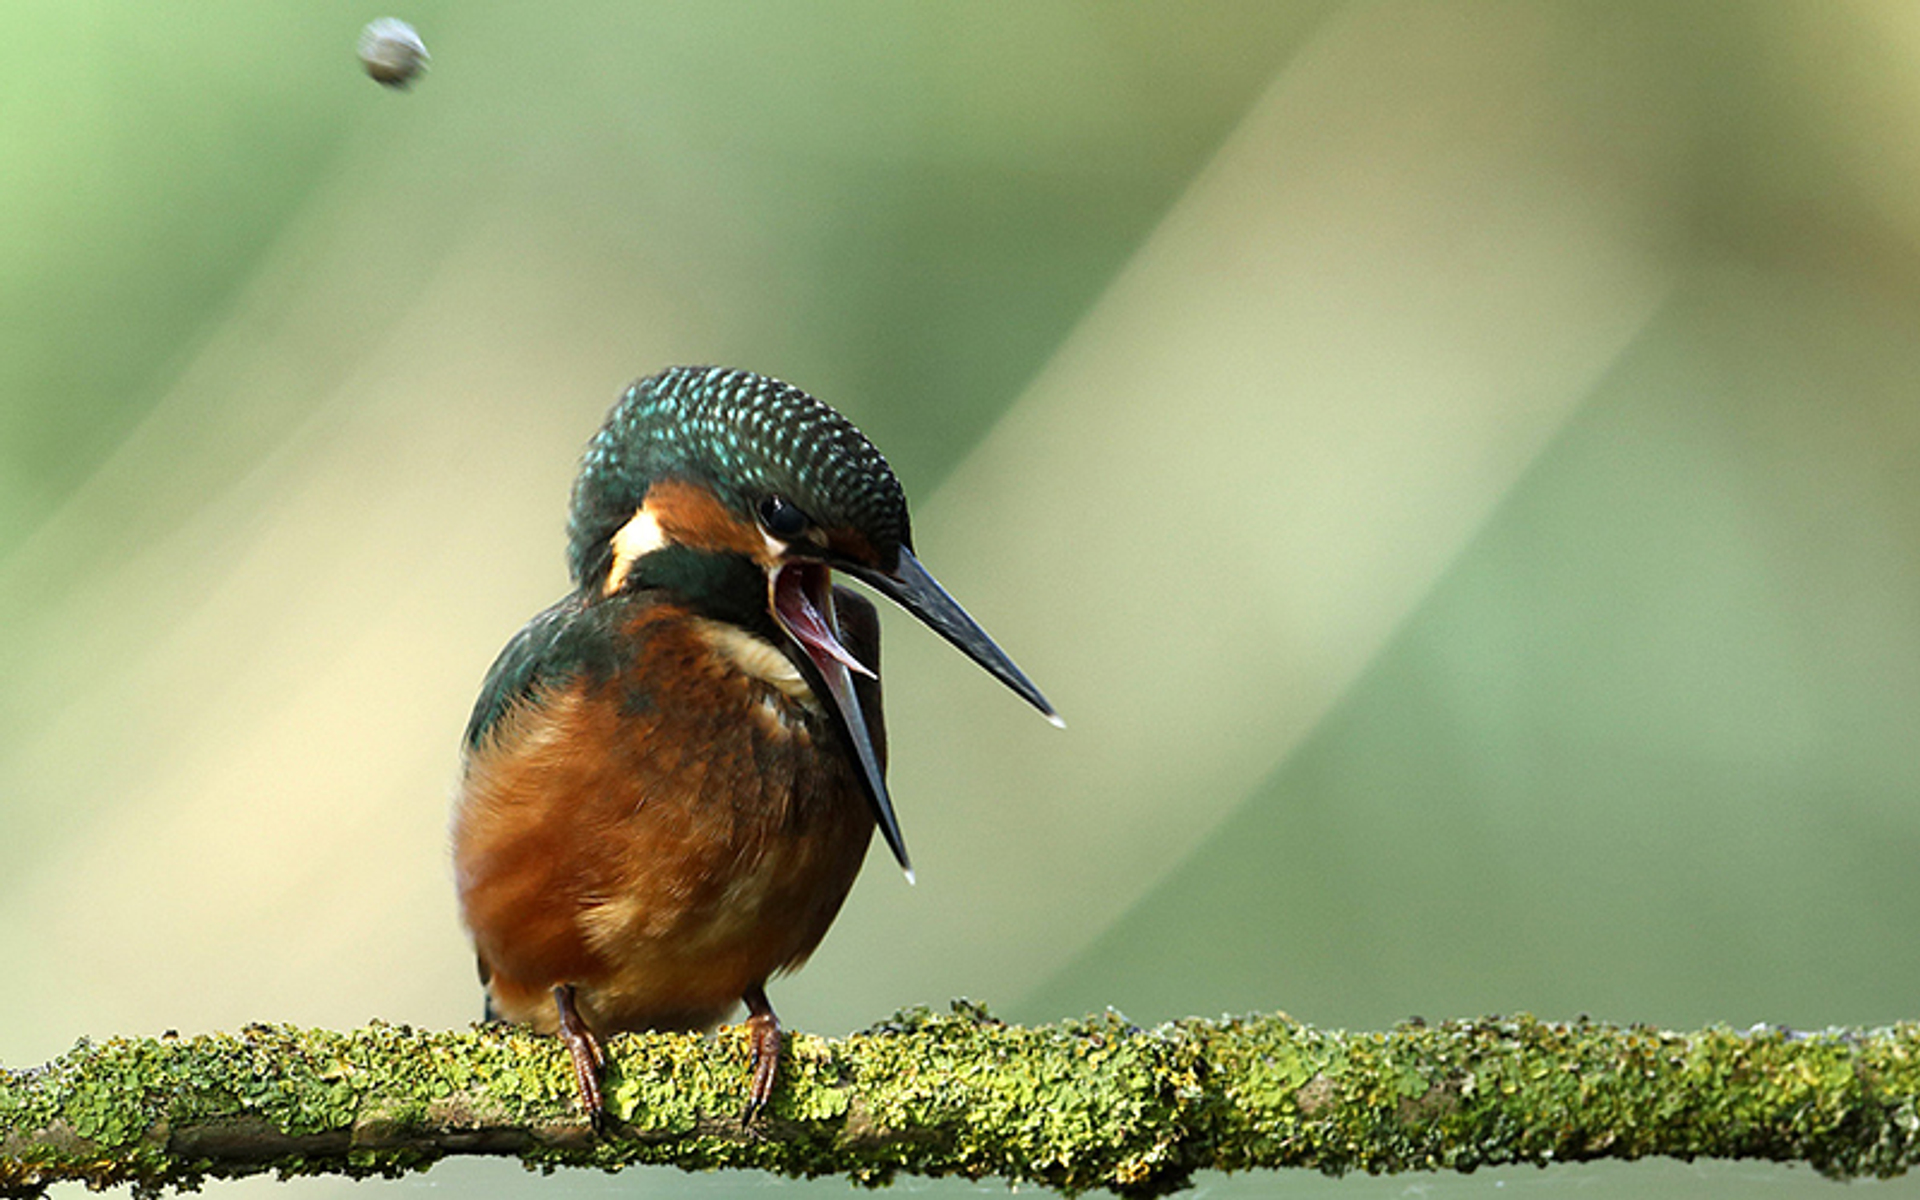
[567,367,910,586]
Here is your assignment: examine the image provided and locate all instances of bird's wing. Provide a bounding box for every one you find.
[463,593,620,749]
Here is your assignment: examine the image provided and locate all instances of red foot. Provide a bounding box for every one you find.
[742,984,782,1121]
[553,984,606,1115]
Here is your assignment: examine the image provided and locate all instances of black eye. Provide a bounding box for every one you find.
[757,495,811,540]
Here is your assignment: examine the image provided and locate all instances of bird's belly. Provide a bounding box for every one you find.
[575,828,863,1031]
[455,642,874,1035]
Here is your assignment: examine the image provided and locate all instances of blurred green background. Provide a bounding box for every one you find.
[5,3,1920,1198]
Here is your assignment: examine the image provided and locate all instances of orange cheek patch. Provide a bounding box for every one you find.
[646,479,767,562]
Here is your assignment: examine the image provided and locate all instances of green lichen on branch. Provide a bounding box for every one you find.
[4,1005,1920,1197]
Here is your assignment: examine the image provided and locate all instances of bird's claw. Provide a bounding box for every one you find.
[553,984,607,1119]
[741,985,782,1123]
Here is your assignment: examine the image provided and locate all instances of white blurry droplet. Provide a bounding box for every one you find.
[359,18,429,89]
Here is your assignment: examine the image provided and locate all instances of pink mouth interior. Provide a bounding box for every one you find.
[773,564,875,679]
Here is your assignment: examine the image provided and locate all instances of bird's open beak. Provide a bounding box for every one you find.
[771,562,910,875]
[771,547,1058,881]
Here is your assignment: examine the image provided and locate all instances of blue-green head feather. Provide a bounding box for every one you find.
[566,366,910,588]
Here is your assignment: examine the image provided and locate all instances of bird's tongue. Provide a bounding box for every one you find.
[773,564,874,679]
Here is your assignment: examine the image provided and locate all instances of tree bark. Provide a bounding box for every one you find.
[4,1004,1918,1197]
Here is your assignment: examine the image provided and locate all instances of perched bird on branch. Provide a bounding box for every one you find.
[452,366,1057,1116]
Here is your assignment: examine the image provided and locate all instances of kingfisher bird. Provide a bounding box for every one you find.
[452,366,1057,1118]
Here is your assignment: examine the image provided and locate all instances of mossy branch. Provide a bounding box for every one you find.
[5,1005,1920,1197]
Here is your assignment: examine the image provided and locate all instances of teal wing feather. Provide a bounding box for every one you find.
[463,594,624,749]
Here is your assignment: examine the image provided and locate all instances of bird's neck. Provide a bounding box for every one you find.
[612,545,777,640]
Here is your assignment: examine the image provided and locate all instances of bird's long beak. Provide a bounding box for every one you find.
[843,546,1061,725]
[772,547,1059,881]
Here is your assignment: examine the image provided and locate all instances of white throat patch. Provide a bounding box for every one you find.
[693,619,817,704]
[603,506,669,595]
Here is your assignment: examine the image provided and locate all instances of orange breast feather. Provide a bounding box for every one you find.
[452,605,874,1034]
